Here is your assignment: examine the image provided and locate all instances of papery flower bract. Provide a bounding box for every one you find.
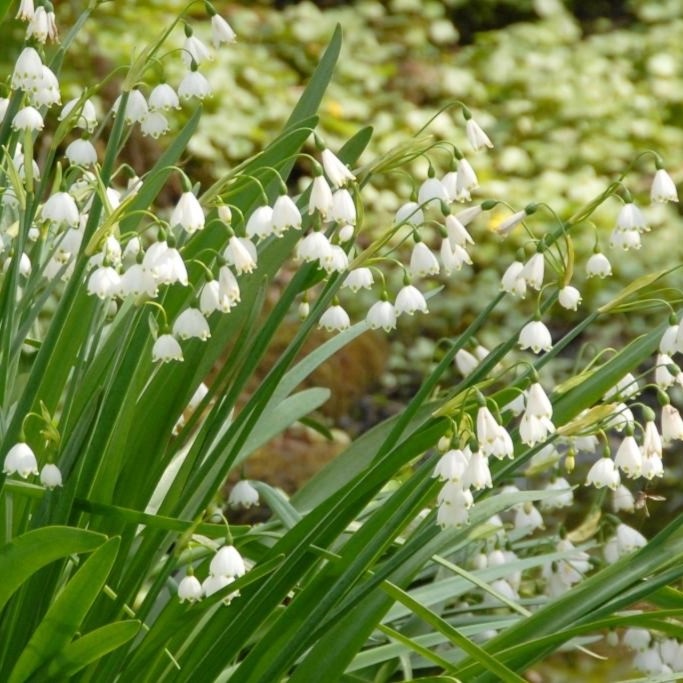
[395,201,424,227]
[114,89,148,124]
[3,442,38,478]
[12,106,44,132]
[149,83,181,111]
[177,575,203,603]
[210,545,246,578]
[409,242,439,278]
[342,267,373,292]
[152,334,183,363]
[418,177,448,206]
[171,192,205,234]
[366,300,397,332]
[172,308,210,340]
[296,231,331,265]
[141,111,169,139]
[178,70,212,100]
[308,175,334,217]
[586,456,620,490]
[518,320,552,354]
[558,285,582,310]
[211,13,237,47]
[65,139,98,166]
[271,194,302,235]
[586,252,612,278]
[224,236,257,274]
[321,148,354,188]
[40,463,63,489]
[319,304,350,332]
[87,266,121,299]
[229,480,260,509]
[245,205,274,241]
[651,168,678,203]
[394,285,428,316]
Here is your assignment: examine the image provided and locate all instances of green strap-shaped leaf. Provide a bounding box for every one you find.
[8,536,120,683]
[46,620,140,679]
[0,0,13,24]
[0,527,106,612]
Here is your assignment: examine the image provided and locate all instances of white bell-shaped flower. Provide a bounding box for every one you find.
[173,308,210,341]
[177,575,203,603]
[342,268,373,292]
[330,188,356,225]
[518,320,552,354]
[440,239,472,274]
[40,463,63,489]
[12,47,43,91]
[612,484,635,513]
[65,139,97,166]
[651,168,678,203]
[465,117,493,151]
[114,89,148,124]
[418,177,448,207]
[296,231,331,264]
[272,194,302,235]
[616,202,648,233]
[454,349,478,377]
[245,205,274,241]
[182,34,212,68]
[41,192,79,226]
[200,279,231,315]
[521,252,544,290]
[211,13,237,47]
[229,481,260,509]
[558,285,582,310]
[224,236,257,274]
[319,304,350,332]
[178,70,212,100]
[152,334,183,363]
[210,545,246,578]
[433,448,469,482]
[171,192,205,234]
[321,148,354,188]
[409,242,439,278]
[586,456,620,490]
[218,266,240,305]
[12,106,44,132]
[366,300,396,332]
[586,251,612,278]
[3,442,39,478]
[500,261,527,298]
[661,404,683,444]
[462,449,492,490]
[395,201,424,227]
[148,83,181,111]
[308,175,334,218]
[454,158,478,202]
[59,97,98,130]
[445,214,474,248]
[87,266,121,299]
[119,264,158,298]
[614,435,642,478]
[141,111,169,139]
[394,285,428,316]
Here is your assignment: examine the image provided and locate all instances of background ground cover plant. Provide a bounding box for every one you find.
[2,1,683,681]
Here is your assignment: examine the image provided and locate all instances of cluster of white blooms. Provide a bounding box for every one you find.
[177,543,246,604]
[3,441,62,489]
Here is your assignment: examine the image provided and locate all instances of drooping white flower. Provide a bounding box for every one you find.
[610,227,641,251]
[218,266,240,306]
[32,65,61,108]
[40,463,63,489]
[178,70,212,100]
[409,242,439,278]
[616,523,647,554]
[623,628,652,652]
[612,484,635,513]
[342,268,373,292]
[514,502,544,536]
[211,13,237,47]
[224,236,257,274]
[605,403,635,432]
[662,404,683,444]
[143,242,188,286]
[616,202,648,233]
[272,194,301,235]
[540,477,573,509]
[321,244,349,274]
[177,574,203,603]
[330,188,356,225]
[604,373,640,401]
[141,111,169,139]
[586,456,620,490]
[119,264,158,298]
[41,192,79,226]
[651,168,678,203]
[171,192,205,234]
[59,97,98,131]
[462,449,492,490]
[27,6,49,42]
[642,420,662,460]
[518,320,552,354]
[496,209,526,236]
[65,139,98,166]
[308,175,334,217]
[321,148,354,188]
[87,266,121,299]
[454,349,478,376]
[338,223,354,242]
[586,252,612,278]
[319,304,350,332]
[440,239,472,274]
[366,300,396,332]
[182,34,212,68]
[12,47,43,91]
[395,201,424,227]
[199,279,231,315]
[659,324,679,355]
[173,308,210,341]
[3,442,39,478]
[12,106,44,132]
[500,260,527,298]
[296,231,331,265]
[445,214,474,248]
[394,285,428,316]
[436,481,473,528]
[210,545,246,578]
[152,334,183,363]
[433,449,469,482]
[148,83,181,111]
[454,158,478,202]
[558,285,582,311]
[16,0,35,21]
[641,452,663,480]
[201,574,238,603]
[229,480,260,509]
[614,435,643,478]
[245,205,274,242]
[114,89,148,124]
[521,252,544,290]
[466,118,493,151]
[418,177,448,207]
